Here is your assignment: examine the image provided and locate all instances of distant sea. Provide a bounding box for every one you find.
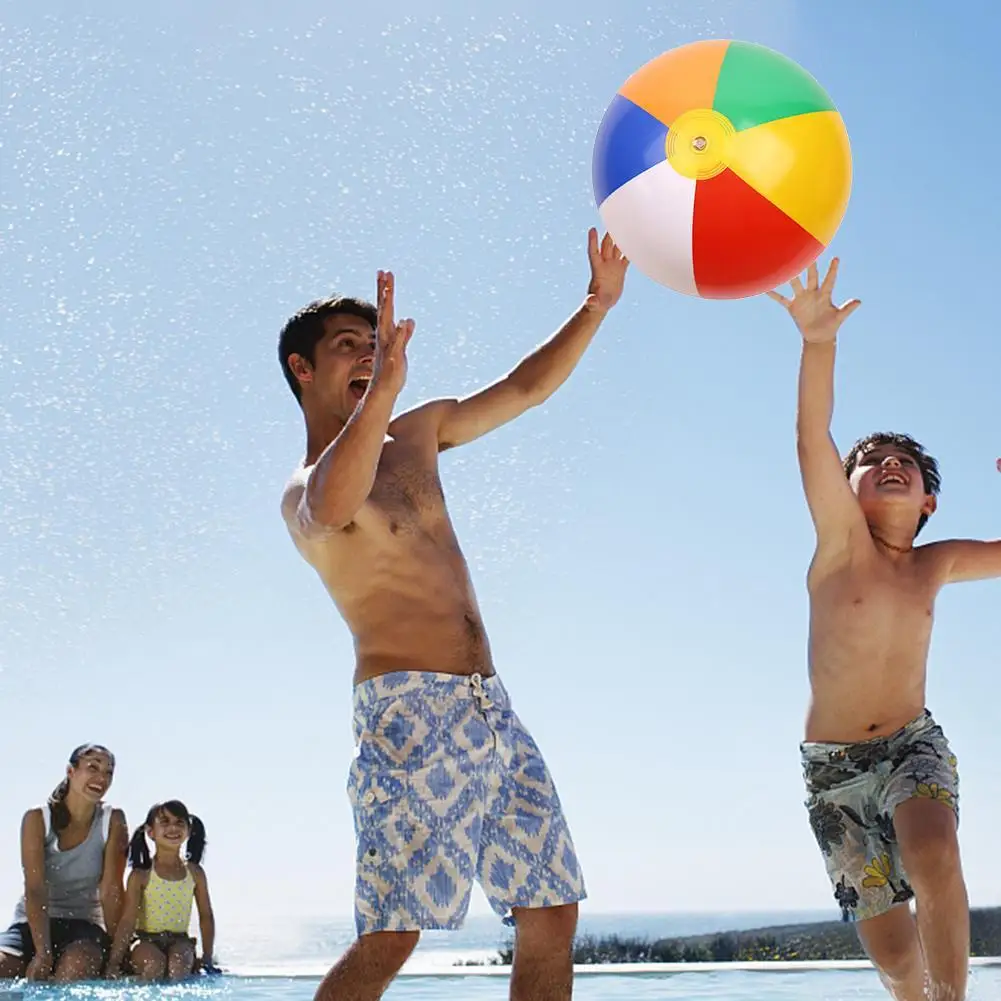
[215,910,835,976]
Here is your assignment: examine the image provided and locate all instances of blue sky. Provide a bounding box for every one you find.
[2,0,1000,931]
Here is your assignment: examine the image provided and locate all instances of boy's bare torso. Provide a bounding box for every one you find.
[283,407,493,685]
[805,539,950,743]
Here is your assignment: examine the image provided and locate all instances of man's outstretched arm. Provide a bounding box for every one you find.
[429,229,628,450]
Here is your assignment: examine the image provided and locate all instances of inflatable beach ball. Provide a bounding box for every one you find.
[592,40,852,299]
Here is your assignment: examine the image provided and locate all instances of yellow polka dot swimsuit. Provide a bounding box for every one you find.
[138,863,195,935]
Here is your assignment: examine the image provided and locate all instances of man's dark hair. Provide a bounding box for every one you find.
[843,431,941,536]
[278,296,377,403]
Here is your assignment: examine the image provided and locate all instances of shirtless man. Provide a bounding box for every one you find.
[278,229,628,1001]
[769,259,1001,1001]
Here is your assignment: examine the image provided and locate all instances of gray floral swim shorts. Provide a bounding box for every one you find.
[801,710,959,923]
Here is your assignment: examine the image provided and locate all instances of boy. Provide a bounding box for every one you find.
[769,259,999,1001]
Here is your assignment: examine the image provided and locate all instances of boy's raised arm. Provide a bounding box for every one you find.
[768,260,865,551]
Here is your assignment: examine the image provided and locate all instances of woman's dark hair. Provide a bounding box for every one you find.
[48,744,116,834]
[127,800,207,870]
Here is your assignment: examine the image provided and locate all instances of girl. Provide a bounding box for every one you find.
[0,744,128,983]
[106,801,216,981]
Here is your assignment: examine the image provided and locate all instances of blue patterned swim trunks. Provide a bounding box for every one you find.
[348,671,586,936]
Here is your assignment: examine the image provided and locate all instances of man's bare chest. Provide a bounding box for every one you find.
[368,449,446,529]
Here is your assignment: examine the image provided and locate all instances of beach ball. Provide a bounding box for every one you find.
[592,40,852,299]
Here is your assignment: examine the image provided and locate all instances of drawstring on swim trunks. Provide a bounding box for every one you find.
[470,672,493,710]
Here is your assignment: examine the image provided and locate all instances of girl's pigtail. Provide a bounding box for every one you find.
[186,816,207,865]
[128,826,152,870]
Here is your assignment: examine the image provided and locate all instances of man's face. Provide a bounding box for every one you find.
[295,313,376,420]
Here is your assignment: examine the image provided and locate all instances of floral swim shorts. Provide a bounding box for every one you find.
[348,671,586,936]
[801,710,959,923]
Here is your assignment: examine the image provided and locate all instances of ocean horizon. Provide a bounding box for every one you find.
[213,909,838,976]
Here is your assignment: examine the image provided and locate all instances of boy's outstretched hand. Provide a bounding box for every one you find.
[767,258,861,344]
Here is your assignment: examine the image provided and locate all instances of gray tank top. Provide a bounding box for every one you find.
[11,803,111,926]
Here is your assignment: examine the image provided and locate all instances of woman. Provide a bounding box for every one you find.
[0,744,127,982]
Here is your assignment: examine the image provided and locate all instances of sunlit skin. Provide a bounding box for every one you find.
[282,229,628,689]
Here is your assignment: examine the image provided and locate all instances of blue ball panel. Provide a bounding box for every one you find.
[592,94,669,207]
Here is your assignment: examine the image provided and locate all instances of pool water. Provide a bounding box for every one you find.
[3,968,1001,1000]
